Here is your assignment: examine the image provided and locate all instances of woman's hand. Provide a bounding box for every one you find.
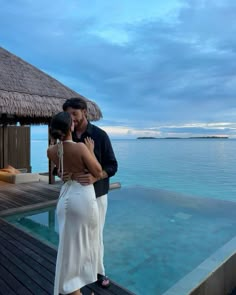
[84,137,94,153]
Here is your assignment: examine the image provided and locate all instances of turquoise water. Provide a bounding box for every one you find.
[32,138,236,201]
[6,187,236,295]
[27,137,236,293]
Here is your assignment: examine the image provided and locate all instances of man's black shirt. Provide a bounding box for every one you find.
[72,122,118,198]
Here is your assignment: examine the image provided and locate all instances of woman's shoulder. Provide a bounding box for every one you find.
[47,144,57,157]
[71,142,86,151]
[47,144,56,152]
[74,142,85,147]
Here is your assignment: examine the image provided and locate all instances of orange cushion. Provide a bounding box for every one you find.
[0,165,21,174]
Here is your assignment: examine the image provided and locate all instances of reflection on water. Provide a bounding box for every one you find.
[6,187,236,295]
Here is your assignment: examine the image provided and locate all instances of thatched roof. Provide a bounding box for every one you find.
[0,47,102,124]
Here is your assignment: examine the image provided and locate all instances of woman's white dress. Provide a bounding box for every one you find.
[53,144,99,294]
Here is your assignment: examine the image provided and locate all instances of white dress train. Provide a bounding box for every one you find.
[54,180,99,295]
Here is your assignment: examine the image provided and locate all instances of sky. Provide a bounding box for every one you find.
[1,0,236,139]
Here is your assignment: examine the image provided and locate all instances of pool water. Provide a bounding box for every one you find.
[5,187,236,295]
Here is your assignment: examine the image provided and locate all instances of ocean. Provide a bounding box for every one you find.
[12,135,236,294]
[31,137,236,202]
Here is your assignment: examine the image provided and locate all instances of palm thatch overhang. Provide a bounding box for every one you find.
[0,47,102,125]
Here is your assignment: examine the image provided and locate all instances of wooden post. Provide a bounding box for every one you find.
[48,209,55,230]
[0,126,3,168]
[7,125,31,171]
[3,125,8,168]
[48,123,55,184]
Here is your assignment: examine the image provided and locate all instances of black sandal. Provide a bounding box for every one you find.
[97,274,110,288]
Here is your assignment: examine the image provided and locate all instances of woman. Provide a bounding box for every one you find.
[47,111,102,295]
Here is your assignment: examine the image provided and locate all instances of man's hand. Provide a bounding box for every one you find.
[59,171,72,182]
[73,172,98,185]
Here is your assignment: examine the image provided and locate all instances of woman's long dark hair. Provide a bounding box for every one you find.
[50,112,72,140]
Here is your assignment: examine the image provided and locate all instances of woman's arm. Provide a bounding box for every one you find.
[47,146,60,173]
[47,147,55,163]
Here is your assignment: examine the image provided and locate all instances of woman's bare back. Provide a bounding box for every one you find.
[47,141,102,179]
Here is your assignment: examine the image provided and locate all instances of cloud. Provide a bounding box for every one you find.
[1,0,236,137]
[98,122,236,138]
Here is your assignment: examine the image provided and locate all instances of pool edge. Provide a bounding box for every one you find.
[162,236,236,295]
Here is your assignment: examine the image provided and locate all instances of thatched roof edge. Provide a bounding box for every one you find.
[0,47,103,124]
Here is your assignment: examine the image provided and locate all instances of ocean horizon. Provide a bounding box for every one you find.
[31,136,236,203]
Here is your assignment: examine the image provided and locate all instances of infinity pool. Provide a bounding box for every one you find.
[5,187,236,295]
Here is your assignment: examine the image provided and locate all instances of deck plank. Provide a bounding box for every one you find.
[0,181,134,295]
[0,230,55,282]
[0,277,16,295]
[0,260,33,295]
[0,222,57,264]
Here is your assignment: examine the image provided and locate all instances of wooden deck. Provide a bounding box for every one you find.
[0,180,134,295]
[0,180,60,217]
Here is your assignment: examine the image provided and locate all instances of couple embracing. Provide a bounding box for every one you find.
[47,98,118,295]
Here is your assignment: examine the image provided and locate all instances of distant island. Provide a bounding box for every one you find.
[189,136,229,139]
[137,137,157,139]
[137,136,229,139]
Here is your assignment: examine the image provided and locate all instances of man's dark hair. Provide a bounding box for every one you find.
[50,111,72,140]
[63,97,87,111]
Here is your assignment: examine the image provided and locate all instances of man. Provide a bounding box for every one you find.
[62,97,118,288]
